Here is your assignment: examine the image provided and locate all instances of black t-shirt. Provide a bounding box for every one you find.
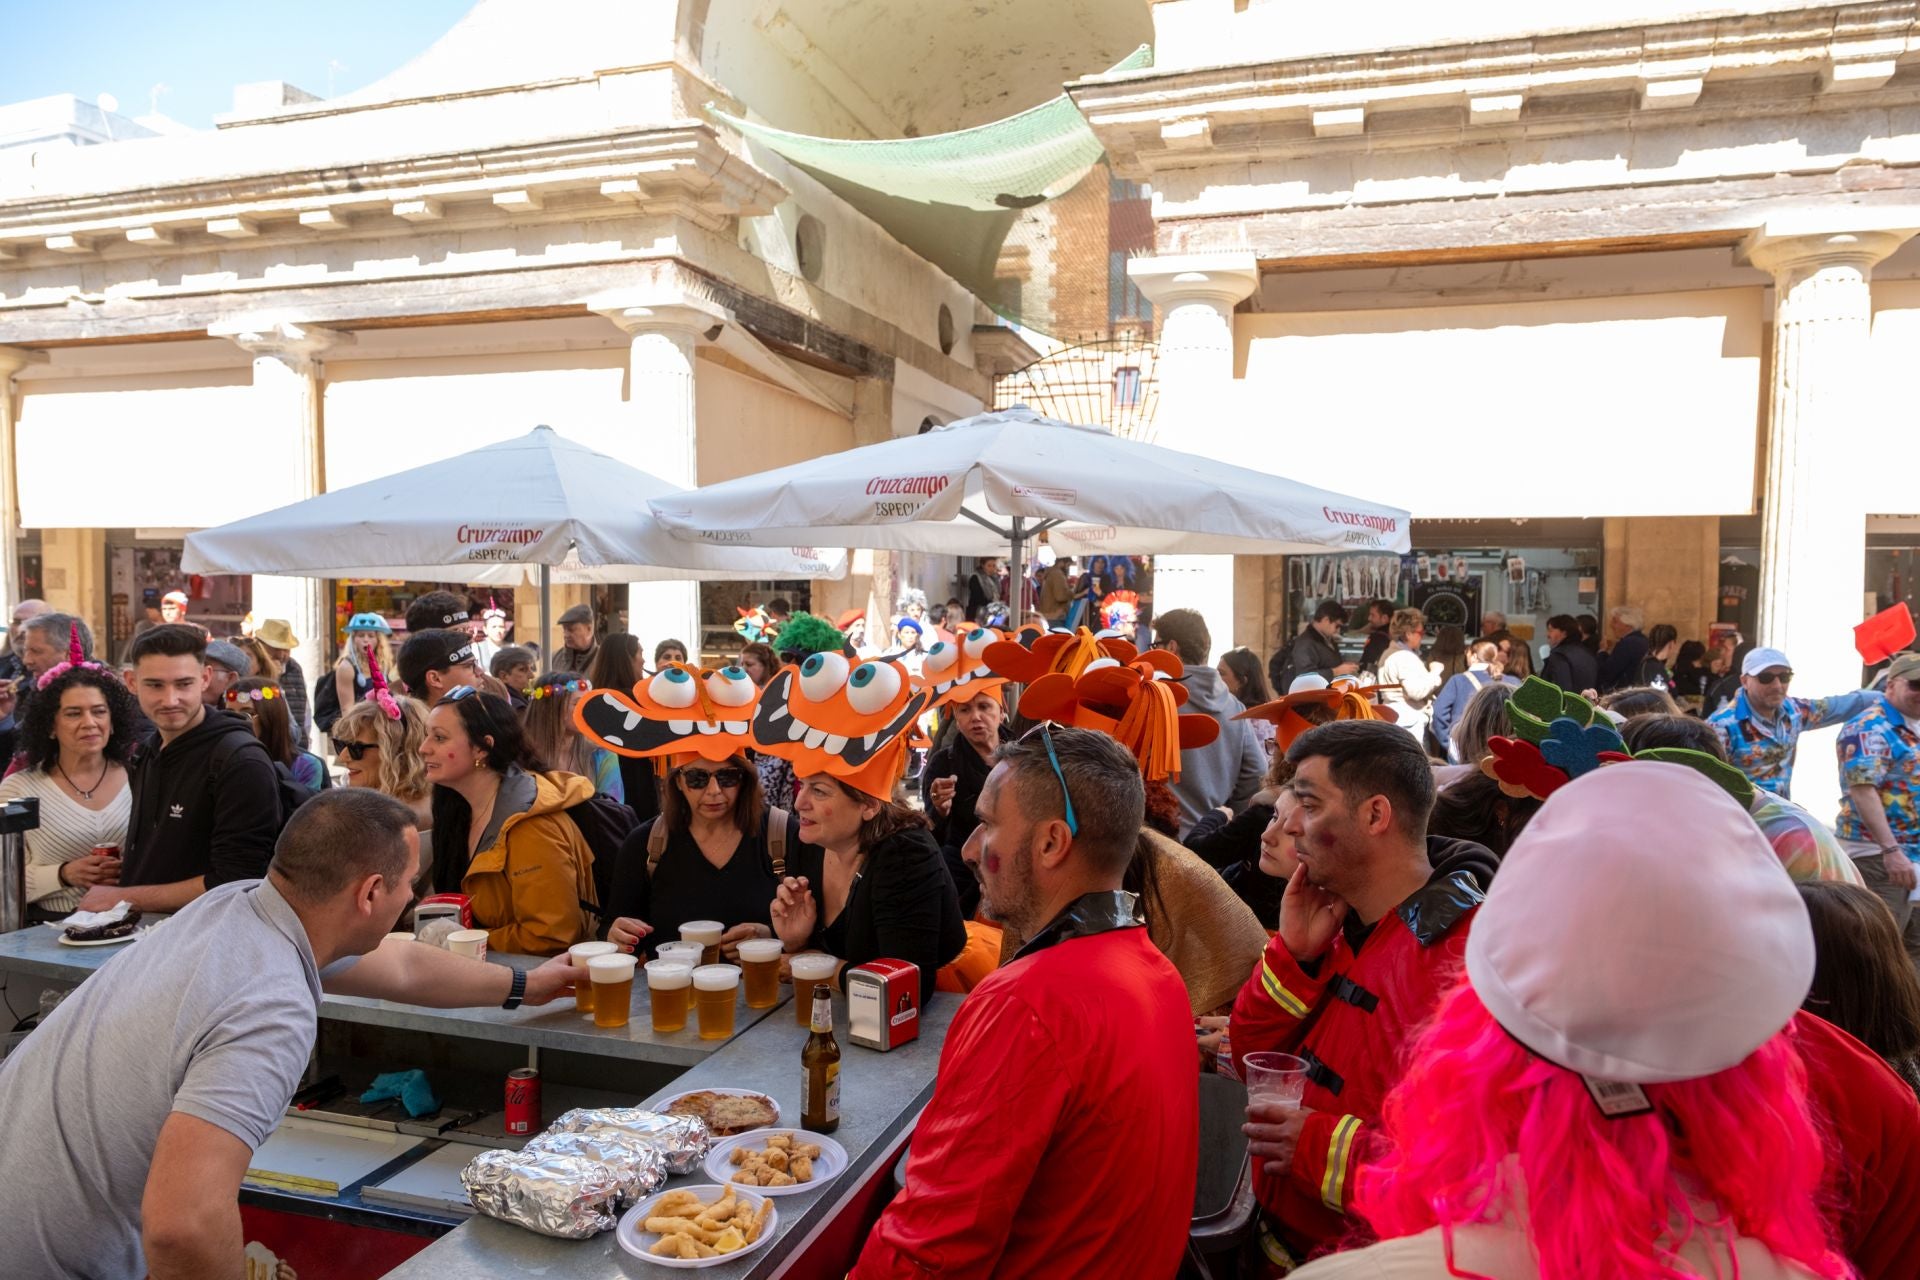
[604,811,798,957]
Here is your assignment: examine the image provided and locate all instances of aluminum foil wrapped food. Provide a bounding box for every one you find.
[549,1107,710,1175]
[460,1148,619,1238]
[521,1126,668,1206]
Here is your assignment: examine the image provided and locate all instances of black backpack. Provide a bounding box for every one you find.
[568,793,641,926]
[207,734,310,836]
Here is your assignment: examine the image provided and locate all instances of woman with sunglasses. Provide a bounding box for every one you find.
[421,687,598,955]
[227,678,329,793]
[332,694,433,834]
[603,755,797,958]
[760,655,966,1003]
[519,672,623,802]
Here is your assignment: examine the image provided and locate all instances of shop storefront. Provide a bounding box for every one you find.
[106,530,251,660]
[1281,519,1605,658]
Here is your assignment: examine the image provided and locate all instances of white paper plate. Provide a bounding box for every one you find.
[652,1089,781,1136]
[57,928,145,947]
[702,1129,847,1197]
[616,1183,777,1268]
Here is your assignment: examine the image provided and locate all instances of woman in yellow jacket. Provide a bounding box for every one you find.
[421,687,597,956]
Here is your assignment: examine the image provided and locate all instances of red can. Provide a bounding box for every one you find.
[92,845,120,859]
[504,1067,541,1136]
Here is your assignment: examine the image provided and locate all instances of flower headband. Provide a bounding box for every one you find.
[225,686,280,706]
[365,640,403,722]
[36,624,105,690]
[529,677,591,700]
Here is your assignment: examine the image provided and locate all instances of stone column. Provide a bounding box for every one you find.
[1739,218,1914,811]
[589,291,728,661]
[1127,253,1259,662]
[0,346,41,616]
[210,318,351,736]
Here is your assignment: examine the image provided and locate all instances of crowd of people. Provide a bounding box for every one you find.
[3,574,1920,1280]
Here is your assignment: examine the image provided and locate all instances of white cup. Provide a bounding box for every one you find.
[657,941,705,968]
[445,928,489,960]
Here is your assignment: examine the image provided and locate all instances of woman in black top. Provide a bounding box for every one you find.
[918,687,1008,917]
[773,773,966,1002]
[604,753,798,958]
[1636,623,1680,690]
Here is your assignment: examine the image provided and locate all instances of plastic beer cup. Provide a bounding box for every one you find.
[693,964,742,1040]
[680,920,725,967]
[568,941,617,1014]
[737,938,785,1009]
[646,960,693,1033]
[789,953,839,1027]
[587,953,638,1029]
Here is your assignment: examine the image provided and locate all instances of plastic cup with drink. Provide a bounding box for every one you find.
[445,929,489,960]
[679,920,725,967]
[737,938,785,1009]
[692,963,742,1040]
[646,960,693,1033]
[587,953,639,1029]
[1240,1051,1309,1107]
[568,941,618,1014]
[789,952,839,1027]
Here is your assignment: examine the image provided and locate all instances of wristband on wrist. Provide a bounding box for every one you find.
[501,967,527,1010]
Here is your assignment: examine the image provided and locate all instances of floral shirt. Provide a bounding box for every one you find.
[1836,694,1920,856]
[1710,688,1875,799]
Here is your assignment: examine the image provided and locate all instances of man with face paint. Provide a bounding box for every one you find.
[851,726,1198,1280]
[1229,719,1498,1270]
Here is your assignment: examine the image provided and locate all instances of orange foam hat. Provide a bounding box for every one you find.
[1020,652,1218,782]
[573,661,761,764]
[750,654,929,801]
[914,626,1010,712]
[1235,679,1399,750]
[982,626,1137,686]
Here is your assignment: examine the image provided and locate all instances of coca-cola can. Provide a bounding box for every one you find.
[92,845,120,859]
[505,1067,541,1136]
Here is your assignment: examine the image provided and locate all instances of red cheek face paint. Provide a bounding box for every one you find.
[983,853,1002,874]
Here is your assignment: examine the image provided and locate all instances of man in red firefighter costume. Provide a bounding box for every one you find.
[1231,720,1497,1269]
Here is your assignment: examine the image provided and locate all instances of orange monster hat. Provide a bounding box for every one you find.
[914,626,1009,712]
[982,626,1137,686]
[573,661,761,765]
[1234,678,1399,751]
[1020,650,1218,782]
[751,653,929,801]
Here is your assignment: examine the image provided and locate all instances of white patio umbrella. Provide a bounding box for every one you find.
[182,426,846,643]
[650,405,1411,624]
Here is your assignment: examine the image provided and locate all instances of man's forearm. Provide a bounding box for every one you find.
[323,936,516,1007]
[123,877,206,912]
[1851,786,1900,848]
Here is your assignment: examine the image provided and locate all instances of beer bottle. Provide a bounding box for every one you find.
[801,984,841,1134]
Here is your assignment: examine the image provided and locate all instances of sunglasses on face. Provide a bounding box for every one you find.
[331,738,379,761]
[1751,671,1794,686]
[680,767,747,791]
[1017,721,1080,836]
[441,684,480,703]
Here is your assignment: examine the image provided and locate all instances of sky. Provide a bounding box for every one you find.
[2,0,481,127]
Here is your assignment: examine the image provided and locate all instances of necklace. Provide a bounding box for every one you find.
[59,758,109,801]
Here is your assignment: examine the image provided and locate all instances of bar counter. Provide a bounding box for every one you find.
[0,921,956,1278]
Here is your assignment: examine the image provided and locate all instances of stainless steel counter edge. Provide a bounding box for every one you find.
[0,927,775,1067]
[382,995,960,1279]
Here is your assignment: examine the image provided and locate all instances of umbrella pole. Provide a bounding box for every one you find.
[1006,518,1026,719]
[540,563,552,670]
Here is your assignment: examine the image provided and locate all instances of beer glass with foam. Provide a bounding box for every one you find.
[587,953,638,1029]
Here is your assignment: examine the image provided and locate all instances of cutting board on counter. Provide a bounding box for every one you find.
[360,1143,477,1217]
[245,1116,425,1197]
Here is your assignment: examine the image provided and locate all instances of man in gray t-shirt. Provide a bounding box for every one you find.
[0,790,574,1280]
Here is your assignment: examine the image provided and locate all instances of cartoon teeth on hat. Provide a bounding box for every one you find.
[914,626,1009,711]
[574,662,762,763]
[752,653,930,799]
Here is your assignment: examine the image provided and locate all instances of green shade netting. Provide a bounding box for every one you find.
[707,45,1154,342]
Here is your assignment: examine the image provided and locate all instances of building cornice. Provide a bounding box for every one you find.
[1073,2,1920,172]
[0,123,787,261]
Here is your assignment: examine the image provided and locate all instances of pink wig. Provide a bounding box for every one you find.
[1354,979,1852,1280]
